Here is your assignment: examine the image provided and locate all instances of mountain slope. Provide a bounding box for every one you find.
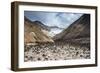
[24,17,54,44]
[53,14,90,47]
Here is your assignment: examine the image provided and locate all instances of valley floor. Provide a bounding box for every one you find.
[24,42,90,62]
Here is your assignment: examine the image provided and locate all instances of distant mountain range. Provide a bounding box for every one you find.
[24,14,90,47]
[32,20,64,36]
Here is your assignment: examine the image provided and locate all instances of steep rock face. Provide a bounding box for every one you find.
[24,17,54,44]
[53,14,90,40]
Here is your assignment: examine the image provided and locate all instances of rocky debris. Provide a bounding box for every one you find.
[24,42,90,62]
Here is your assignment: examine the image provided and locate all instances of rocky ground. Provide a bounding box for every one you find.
[24,42,90,62]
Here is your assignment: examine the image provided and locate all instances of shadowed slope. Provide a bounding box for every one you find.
[53,14,90,47]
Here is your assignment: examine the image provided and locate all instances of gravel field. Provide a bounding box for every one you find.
[24,42,90,62]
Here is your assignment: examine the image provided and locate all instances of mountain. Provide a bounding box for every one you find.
[24,16,54,44]
[33,21,51,31]
[48,26,64,29]
[53,14,90,47]
[25,17,50,31]
[48,26,64,37]
[32,21,64,37]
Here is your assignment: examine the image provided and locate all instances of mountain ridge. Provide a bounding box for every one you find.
[53,14,90,40]
[53,14,90,48]
[24,16,54,44]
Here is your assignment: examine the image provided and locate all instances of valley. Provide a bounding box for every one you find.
[24,14,90,62]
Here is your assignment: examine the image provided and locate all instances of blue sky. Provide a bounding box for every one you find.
[24,11,83,29]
